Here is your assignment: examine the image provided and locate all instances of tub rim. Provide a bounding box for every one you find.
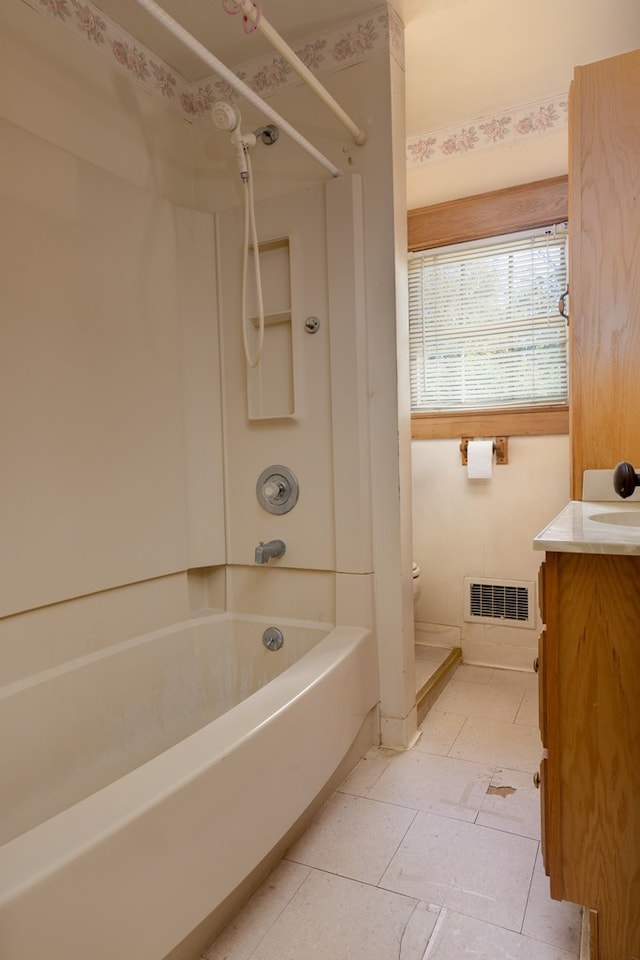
[0,610,336,702]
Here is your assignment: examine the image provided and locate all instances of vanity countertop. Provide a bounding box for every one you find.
[533,500,640,555]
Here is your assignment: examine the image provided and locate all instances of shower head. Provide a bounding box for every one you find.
[212,100,252,180]
[211,101,274,183]
[212,100,241,133]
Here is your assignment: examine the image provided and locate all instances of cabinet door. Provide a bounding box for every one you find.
[537,629,547,749]
[554,552,640,960]
[539,757,550,878]
[537,564,547,747]
[569,49,640,499]
[537,561,546,625]
[540,556,563,899]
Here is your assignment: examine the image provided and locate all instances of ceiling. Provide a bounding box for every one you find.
[403,0,640,137]
[94,0,640,140]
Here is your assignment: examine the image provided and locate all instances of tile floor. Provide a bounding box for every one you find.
[202,665,583,960]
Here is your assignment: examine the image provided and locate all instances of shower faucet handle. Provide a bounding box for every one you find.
[613,461,640,499]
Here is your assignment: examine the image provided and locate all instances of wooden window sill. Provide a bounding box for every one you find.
[411,406,569,440]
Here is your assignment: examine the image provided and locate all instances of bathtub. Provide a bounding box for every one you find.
[0,612,378,960]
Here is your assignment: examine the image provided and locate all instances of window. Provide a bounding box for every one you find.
[408,224,568,415]
[407,176,570,440]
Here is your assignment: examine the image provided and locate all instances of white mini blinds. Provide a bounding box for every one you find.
[408,224,568,413]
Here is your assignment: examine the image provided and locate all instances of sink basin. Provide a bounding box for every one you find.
[590,511,640,527]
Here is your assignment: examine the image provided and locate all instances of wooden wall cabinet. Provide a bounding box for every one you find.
[538,552,640,960]
[569,49,640,499]
[537,47,640,957]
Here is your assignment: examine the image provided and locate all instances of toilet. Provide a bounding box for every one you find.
[412,561,421,606]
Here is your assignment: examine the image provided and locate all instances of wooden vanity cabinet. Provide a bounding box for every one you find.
[538,551,640,960]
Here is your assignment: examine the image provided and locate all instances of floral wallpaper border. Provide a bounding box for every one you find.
[24,0,195,110]
[407,93,569,166]
[22,1,565,160]
[23,0,397,120]
[211,5,401,108]
[387,5,405,70]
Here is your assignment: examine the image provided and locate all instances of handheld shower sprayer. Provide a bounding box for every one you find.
[211,102,279,368]
[211,100,240,132]
[212,99,278,369]
[211,100,256,182]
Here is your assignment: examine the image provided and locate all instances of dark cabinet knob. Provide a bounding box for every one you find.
[533,771,540,789]
[613,461,640,499]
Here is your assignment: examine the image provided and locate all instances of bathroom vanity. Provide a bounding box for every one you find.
[534,501,640,960]
[533,45,640,959]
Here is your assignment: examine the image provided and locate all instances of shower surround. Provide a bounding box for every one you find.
[0,0,412,956]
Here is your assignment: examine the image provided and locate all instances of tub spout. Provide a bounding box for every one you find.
[255,539,286,564]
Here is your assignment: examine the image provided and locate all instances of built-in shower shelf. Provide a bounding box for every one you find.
[247,236,295,421]
[249,236,289,254]
[250,311,291,328]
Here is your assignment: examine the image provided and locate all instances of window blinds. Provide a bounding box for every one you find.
[408,226,568,413]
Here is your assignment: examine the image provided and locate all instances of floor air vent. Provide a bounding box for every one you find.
[464,577,536,629]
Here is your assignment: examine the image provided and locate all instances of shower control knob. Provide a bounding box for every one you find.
[256,465,299,514]
[263,480,285,500]
[613,461,640,499]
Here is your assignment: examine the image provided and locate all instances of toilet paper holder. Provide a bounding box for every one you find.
[460,437,509,466]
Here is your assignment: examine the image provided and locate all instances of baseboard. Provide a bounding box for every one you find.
[580,908,598,960]
[580,908,588,960]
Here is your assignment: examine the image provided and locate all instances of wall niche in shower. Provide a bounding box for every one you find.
[247,236,295,420]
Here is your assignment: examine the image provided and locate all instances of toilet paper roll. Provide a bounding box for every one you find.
[467,439,493,479]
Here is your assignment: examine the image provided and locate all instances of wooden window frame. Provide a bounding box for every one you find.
[408,176,569,441]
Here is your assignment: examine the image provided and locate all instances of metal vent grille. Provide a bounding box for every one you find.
[464,577,536,629]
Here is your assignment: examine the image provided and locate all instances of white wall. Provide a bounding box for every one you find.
[412,438,570,669]
[0,0,224,678]
[408,152,572,669]
[0,0,194,205]
[407,139,569,670]
[405,0,640,207]
[405,6,640,670]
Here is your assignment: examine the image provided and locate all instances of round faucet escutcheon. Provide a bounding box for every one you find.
[613,461,640,499]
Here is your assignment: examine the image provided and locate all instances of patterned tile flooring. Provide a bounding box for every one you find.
[202,665,582,960]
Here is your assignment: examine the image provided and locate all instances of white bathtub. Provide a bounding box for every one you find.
[0,612,378,960]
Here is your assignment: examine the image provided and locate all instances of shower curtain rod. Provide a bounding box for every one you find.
[223,0,367,146]
[134,0,342,177]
